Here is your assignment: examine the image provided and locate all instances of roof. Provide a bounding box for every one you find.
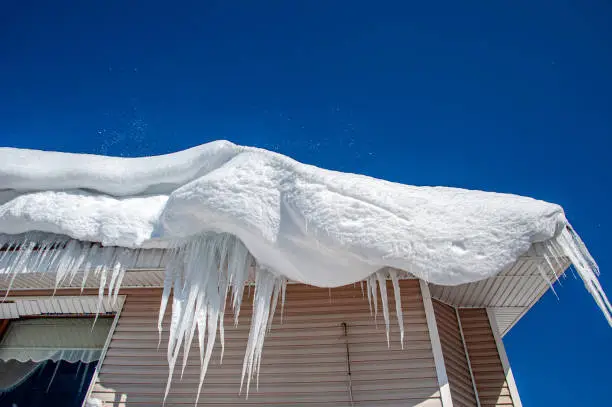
[0,243,568,337]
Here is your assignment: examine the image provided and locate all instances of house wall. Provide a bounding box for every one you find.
[458,309,519,407]
[1,281,522,407]
[90,280,443,406]
[430,301,521,407]
[432,300,479,407]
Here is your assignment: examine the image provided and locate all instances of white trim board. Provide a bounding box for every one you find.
[420,280,454,407]
[455,307,481,407]
[0,296,119,318]
[487,308,523,407]
[82,295,126,407]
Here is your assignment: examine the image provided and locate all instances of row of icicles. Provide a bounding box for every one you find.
[156,233,408,403]
[0,225,610,404]
[0,232,408,402]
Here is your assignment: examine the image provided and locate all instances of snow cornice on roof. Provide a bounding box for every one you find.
[0,141,609,397]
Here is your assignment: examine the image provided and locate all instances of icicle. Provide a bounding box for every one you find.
[54,240,81,291]
[217,242,232,365]
[4,238,36,299]
[159,248,180,348]
[389,269,405,348]
[537,264,559,300]
[29,239,53,275]
[537,244,562,293]
[112,260,128,305]
[180,301,197,379]
[218,306,226,365]
[280,279,287,324]
[107,248,134,305]
[196,307,207,368]
[93,248,116,324]
[365,277,373,315]
[240,268,283,397]
[68,243,93,286]
[227,238,249,326]
[173,239,213,396]
[81,244,100,292]
[256,273,284,392]
[542,240,565,277]
[106,252,122,300]
[375,271,391,346]
[369,274,378,322]
[159,233,256,404]
[267,278,285,332]
[0,234,134,345]
[194,305,218,405]
[0,238,15,267]
[165,264,184,364]
[45,240,69,281]
[551,224,612,325]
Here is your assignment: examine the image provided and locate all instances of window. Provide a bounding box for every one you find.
[0,318,113,407]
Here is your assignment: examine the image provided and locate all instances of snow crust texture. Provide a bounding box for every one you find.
[0,140,571,286]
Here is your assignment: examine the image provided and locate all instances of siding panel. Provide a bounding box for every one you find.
[459,309,516,407]
[432,300,478,407]
[92,281,442,406]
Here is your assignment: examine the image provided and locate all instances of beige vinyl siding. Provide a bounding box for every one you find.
[91,280,442,406]
[458,309,516,407]
[432,300,478,407]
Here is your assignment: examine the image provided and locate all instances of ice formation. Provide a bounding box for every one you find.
[0,140,610,399]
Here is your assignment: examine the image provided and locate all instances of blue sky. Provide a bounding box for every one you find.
[1,1,611,405]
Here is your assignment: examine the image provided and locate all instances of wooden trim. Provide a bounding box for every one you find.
[421,280,454,407]
[487,308,523,407]
[455,307,481,407]
[83,295,126,406]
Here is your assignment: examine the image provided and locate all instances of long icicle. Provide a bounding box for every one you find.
[240,268,283,397]
[376,270,391,346]
[389,269,405,348]
[369,274,378,323]
[551,224,612,325]
[365,277,373,315]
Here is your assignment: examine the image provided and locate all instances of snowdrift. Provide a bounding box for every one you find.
[0,140,574,285]
[0,140,609,399]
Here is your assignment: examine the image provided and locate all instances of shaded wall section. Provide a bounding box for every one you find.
[433,300,478,407]
[458,309,518,407]
[91,281,443,406]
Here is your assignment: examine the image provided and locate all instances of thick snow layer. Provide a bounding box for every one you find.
[0,190,167,247]
[0,140,239,196]
[0,141,566,286]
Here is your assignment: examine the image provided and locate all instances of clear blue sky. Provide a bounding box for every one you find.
[1,1,610,405]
